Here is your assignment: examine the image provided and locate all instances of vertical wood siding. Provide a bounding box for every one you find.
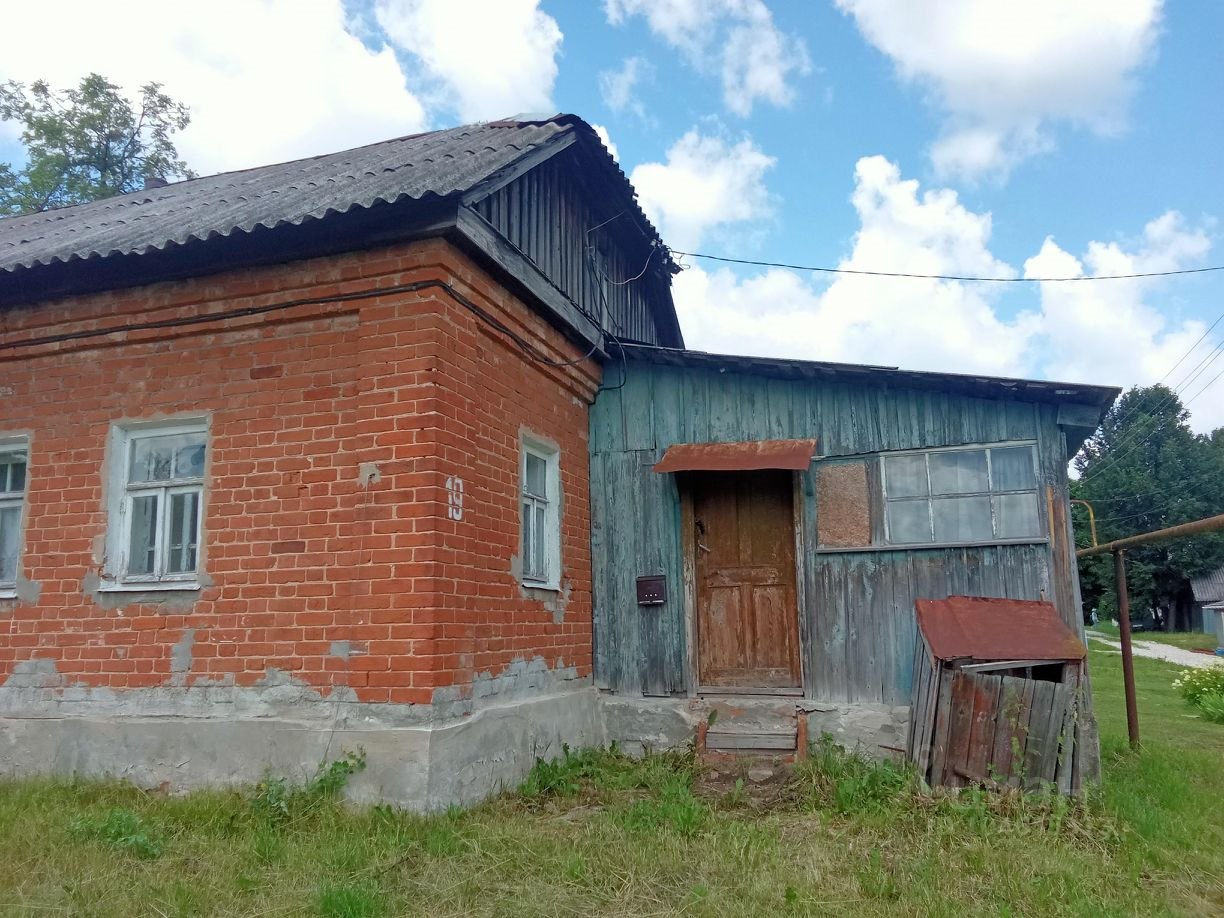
[472,156,673,347]
[590,362,1079,702]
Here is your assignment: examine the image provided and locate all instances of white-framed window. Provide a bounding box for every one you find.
[105,420,207,589]
[882,443,1044,546]
[520,437,561,590]
[0,439,29,595]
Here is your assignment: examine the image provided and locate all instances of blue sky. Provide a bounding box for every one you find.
[2,1,1222,428]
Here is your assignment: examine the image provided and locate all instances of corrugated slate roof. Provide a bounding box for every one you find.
[0,116,591,274]
[1191,566,1224,603]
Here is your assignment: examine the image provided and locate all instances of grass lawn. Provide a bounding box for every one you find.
[0,647,1221,917]
[1092,620,1220,653]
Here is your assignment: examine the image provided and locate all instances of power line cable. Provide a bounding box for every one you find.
[667,249,1224,283]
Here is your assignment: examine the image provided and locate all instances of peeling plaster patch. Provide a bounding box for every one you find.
[170,629,195,685]
[432,655,583,716]
[358,462,382,487]
[329,640,364,660]
[3,658,63,689]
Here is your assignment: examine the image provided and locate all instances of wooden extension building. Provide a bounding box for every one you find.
[591,345,1117,766]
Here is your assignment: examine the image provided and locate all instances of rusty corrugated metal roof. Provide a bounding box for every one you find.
[915,596,1087,662]
[653,439,818,473]
[0,115,660,278]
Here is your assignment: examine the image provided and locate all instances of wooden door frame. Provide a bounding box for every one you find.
[679,470,808,698]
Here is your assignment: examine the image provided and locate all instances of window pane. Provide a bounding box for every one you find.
[522,499,535,576]
[130,433,205,483]
[0,455,26,494]
[991,446,1036,492]
[929,450,988,495]
[524,452,548,498]
[167,491,200,574]
[0,506,20,582]
[885,455,928,499]
[175,442,206,479]
[995,492,1042,539]
[887,500,932,543]
[533,504,548,580]
[127,494,159,575]
[932,495,992,542]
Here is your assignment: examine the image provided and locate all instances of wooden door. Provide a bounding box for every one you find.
[694,470,801,690]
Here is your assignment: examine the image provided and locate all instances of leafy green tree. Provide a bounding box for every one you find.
[1073,385,1224,630]
[0,73,193,215]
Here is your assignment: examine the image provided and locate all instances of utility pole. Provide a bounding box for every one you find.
[1077,512,1224,751]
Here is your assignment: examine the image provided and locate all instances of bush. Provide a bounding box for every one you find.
[1197,692,1224,725]
[1172,665,1224,706]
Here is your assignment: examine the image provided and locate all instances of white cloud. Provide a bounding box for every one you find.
[0,0,427,175]
[591,124,619,162]
[836,0,1162,180]
[1026,212,1223,428]
[599,57,651,119]
[375,0,562,122]
[671,156,1222,429]
[605,0,809,116]
[674,155,1035,375]
[629,129,775,250]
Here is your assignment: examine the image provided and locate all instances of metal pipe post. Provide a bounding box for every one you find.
[1113,549,1140,749]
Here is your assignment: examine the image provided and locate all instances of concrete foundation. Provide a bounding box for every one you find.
[0,686,605,811]
[600,694,911,761]
[0,687,909,809]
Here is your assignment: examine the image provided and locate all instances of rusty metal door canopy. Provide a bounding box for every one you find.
[694,470,802,690]
[653,439,818,473]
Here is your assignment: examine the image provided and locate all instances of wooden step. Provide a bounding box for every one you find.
[706,729,796,752]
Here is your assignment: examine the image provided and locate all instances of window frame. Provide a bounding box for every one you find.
[103,419,208,592]
[0,436,30,598]
[520,436,561,591]
[881,441,1046,549]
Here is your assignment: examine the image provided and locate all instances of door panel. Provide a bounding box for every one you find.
[694,470,801,689]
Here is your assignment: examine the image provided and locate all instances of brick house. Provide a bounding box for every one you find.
[0,114,1115,804]
[0,116,681,807]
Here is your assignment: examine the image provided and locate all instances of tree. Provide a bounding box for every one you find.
[0,73,194,216]
[1073,384,1224,631]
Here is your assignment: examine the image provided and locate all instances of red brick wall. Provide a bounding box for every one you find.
[0,239,600,711]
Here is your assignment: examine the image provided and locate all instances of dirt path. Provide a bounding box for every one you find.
[1086,631,1221,670]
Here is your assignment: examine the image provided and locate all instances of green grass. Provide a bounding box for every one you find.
[0,647,1220,916]
[1092,619,1220,652]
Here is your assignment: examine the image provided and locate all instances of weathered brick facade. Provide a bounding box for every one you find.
[0,238,598,716]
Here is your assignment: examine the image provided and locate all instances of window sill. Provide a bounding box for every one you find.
[814,537,1049,554]
[0,589,16,601]
[521,579,562,593]
[97,580,202,594]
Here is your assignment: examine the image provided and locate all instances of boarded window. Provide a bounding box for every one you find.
[816,461,871,548]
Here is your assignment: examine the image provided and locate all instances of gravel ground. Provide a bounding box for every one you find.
[1086,631,1222,669]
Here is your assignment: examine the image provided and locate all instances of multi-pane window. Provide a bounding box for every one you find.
[883,444,1042,545]
[0,445,28,591]
[113,424,207,584]
[521,440,560,589]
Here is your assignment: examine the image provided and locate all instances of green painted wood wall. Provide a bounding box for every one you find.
[589,360,1082,703]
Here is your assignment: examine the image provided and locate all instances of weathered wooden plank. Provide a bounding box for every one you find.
[964,673,1003,782]
[619,365,655,452]
[1024,680,1058,788]
[944,674,978,787]
[990,676,1023,784]
[928,667,955,786]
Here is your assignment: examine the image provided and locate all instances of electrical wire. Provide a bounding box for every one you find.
[667,248,1224,283]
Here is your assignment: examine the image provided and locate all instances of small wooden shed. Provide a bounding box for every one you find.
[907,596,1091,793]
